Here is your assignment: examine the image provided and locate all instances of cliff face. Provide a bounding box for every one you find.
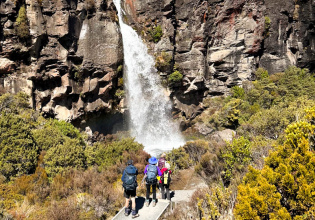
[0,0,123,130]
[1,0,315,133]
[122,0,315,122]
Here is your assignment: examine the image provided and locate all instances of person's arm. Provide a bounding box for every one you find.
[157,166,162,176]
[144,165,148,174]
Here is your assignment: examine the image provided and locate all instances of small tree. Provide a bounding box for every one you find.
[235,109,315,219]
[15,5,30,40]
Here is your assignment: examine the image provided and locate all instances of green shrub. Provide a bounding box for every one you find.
[0,113,38,179]
[33,119,85,151]
[149,25,163,43]
[235,109,315,219]
[0,92,31,114]
[44,138,86,177]
[221,136,251,183]
[168,70,183,85]
[231,86,245,99]
[255,68,269,80]
[15,5,30,40]
[86,138,144,170]
[264,16,271,38]
[115,89,125,98]
[166,147,191,170]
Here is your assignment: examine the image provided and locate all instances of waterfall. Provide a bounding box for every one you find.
[113,0,185,156]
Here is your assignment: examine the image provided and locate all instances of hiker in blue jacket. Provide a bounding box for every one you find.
[121,160,139,218]
[144,157,162,207]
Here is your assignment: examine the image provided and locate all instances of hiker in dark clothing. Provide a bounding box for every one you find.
[158,153,166,170]
[121,160,139,218]
[159,162,172,201]
[144,157,162,207]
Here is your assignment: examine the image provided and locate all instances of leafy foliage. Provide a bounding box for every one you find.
[0,113,38,179]
[44,138,86,177]
[15,5,30,40]
[235,112,315,219]
[85,138,147,170]
[149,25,163,43]
[221,137,252,183]
[168,70,183,85]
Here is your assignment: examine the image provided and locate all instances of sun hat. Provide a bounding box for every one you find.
[148,157,158,164]
[161,153,166,157]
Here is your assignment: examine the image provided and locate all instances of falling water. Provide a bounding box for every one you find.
[113,0,185,156]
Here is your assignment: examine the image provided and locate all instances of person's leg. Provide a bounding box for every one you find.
[152,183,157,200]
[125,198,130,207]
[161,184,165,199]
[146,184,150,200]
[131,197,136,210]
[124,190,131,216]
[166,185,170,200]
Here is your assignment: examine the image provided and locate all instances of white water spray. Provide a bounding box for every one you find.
[113,0,185,156]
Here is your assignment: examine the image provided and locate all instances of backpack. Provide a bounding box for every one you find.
[161,169,171,185]
[146,164,157,185]
[122,165,138,190]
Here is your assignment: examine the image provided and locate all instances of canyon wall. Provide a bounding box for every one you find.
[0,0,315,133]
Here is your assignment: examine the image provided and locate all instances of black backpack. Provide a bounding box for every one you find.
[122,165,138,190]
[146,164,157,185]
[161,169,171,185]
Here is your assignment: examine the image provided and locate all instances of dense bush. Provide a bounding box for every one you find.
[234,111,315,219]
[149,25,163,43]
[0,113,38,179]
[85,137,147,171]
[166,147,191,170]
[44,138,86,177]
[221,136,252,183]
[168,70,183,85]
[15,5,30,40]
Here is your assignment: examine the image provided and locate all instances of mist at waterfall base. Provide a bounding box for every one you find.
[113,0,185,156]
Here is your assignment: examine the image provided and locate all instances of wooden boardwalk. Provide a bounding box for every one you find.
[112,197,170,220]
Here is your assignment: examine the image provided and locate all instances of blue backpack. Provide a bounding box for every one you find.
[122,165,138,190]
[146,164,157,185]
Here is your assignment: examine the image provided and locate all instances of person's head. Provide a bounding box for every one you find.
[165,162,170,169]
[161,153,166,158]
[127,159,133,165]
[148,157,158,165]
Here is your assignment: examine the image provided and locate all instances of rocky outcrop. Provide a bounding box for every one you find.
[0,0,123,129]
[1,0,315,133]
[121,0,315,123]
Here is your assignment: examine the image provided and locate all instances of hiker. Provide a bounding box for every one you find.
[160,162,172,201]
[144,157,162,207]
[121,160,139,218]
[158,153,166,170]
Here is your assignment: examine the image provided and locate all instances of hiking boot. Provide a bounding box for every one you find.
[132,209,139,218]
[152,199,156,207]
[145,199,150,207]
[124,207,130,216]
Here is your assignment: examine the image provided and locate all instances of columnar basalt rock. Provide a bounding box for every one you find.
[1,0,315,133]
[0,0,123,128]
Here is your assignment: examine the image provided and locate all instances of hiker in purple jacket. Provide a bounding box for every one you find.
[144,157,162,207]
